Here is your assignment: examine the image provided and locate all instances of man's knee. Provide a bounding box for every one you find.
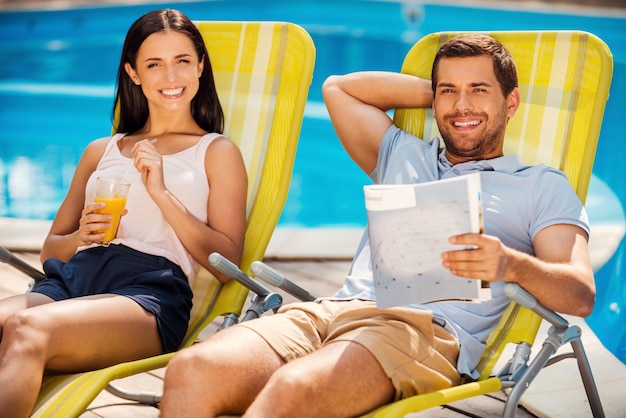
[264,361,316,398]
[168,343,216,377]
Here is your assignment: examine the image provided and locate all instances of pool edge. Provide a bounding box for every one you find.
[0,217,362,259]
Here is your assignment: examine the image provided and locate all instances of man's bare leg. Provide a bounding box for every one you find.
[243,340,394,418]
[160,326,285,417]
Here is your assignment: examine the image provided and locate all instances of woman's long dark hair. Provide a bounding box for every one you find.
[112,9,224,134]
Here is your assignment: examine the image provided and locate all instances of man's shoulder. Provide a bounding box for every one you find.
[491,155,568,180]
[514,161,569,182]
[385,125,440,150]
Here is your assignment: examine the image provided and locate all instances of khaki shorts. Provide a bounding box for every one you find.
[239,299,460,400]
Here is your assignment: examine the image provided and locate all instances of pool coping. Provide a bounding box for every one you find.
[2,217,622,268]
[0,217,362,259]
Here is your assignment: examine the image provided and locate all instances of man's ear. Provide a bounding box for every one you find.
[507,87,521,118]
[124,62,141,85]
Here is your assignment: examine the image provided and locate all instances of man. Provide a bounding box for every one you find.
[159,33,595,418]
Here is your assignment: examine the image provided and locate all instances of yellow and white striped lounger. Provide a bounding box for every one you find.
[367,30,613,418]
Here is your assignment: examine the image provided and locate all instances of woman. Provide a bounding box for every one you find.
[0,9,247,417]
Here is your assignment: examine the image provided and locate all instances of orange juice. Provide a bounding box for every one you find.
[94,195,127,243]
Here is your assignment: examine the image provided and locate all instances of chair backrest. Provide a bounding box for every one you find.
[393,30,613,379]
[182,21,315,343]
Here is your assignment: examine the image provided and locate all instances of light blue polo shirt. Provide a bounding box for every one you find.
[330,125,590,378]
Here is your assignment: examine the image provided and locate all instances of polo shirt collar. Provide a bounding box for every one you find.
[438,148,526,174]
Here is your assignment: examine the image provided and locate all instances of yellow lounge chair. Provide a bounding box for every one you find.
[26,20,315,417]
[363,30,613,418]
[213,29,613,418]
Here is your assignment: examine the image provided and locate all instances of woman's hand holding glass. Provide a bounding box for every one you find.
[78,202,128,246]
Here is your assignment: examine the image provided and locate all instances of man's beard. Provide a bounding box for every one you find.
[439,110,507,160]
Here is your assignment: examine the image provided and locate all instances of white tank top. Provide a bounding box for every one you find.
[81,132,220,283]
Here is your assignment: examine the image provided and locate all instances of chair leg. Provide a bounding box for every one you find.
[570,333,605,418]
[503,324,606,418]
[105,383,161,406]
[502,343,555,418]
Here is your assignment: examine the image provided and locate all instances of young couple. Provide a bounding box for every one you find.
[0,8,594,418]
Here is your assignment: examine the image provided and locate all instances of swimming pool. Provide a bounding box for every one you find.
[1,0,625,362]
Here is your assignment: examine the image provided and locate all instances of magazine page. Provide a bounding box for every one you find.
[364,173,485,308]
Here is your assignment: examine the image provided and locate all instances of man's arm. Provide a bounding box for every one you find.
[322,72,433,175]
[442,224,595,317]
[520,224,595,316]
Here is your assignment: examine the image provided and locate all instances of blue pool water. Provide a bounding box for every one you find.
[1,1,625,362]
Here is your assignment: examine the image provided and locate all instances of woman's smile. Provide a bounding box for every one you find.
[161,87,185,98]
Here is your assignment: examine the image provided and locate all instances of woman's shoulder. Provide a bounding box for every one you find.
[81,134,120,162]
[69,135,120,179]
[204,133,240,155]
[203,133,246,176]
[86,133,122,148]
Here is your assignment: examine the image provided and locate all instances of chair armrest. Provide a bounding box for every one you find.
[504,283,569,328]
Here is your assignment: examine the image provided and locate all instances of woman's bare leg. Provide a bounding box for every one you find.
[0,293,55,338]
[0,294,161,418]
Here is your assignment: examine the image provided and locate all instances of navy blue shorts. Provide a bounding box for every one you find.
[31,244,193,353]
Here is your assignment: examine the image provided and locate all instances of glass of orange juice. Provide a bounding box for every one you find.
[94,177,130,245]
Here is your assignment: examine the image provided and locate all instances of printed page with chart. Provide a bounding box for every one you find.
[364,173,486,308]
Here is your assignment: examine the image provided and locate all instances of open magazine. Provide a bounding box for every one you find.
[364,173,485,308]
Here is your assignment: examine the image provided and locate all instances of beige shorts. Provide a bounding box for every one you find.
[239,299,460,400]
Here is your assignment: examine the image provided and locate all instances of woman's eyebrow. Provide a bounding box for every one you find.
[142,53,193,62]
